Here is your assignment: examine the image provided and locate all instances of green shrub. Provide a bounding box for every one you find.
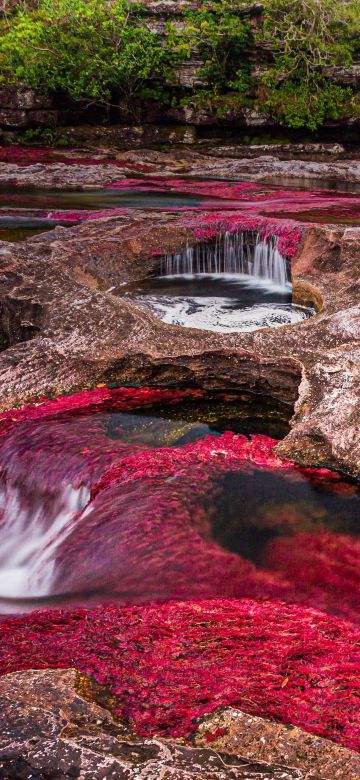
[259,0,360,129]
[0,0,360,131]
[169,1,253,94]
[0,0,172,119]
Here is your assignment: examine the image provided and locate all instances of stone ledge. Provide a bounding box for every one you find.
[0,668,358,780]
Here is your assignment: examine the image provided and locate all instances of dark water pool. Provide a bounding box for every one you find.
[0,388,358,623]
[121,274,314,333]
[0,216,76,242]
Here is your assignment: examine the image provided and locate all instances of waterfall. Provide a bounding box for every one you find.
[161,232,290,287]
[0,481,90,598]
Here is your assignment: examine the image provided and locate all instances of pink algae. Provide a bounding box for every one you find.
[1,599,360,751]
[0,387,356,620]
[0,387,359,748]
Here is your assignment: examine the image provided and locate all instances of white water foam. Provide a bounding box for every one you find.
[162,232,290,288]
[137,294,311,333]
[0,482,90,598]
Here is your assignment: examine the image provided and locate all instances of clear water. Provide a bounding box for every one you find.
[0,216,76,242]
[0,390,358,619]
[0,187,221,241]
[1,180,360,243]
[0,187,214,211]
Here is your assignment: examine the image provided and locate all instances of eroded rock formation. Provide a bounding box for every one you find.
[0,176,358,476]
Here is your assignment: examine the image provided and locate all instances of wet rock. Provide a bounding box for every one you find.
[0,207,357,476]
[3,148,360,184]
[204,142,346,161]
[0,667,332,780]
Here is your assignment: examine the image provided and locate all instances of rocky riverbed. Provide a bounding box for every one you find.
[0,144,359,780]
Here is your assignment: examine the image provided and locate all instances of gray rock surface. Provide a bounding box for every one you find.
[1,668,358,779]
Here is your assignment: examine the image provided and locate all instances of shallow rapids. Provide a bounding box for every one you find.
[0,388,358,623]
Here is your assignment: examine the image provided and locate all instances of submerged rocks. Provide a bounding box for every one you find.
[1,600,360,752]
[3,668,355,780]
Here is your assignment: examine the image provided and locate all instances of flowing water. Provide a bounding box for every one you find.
[122,232,314,333]
[0,389,358,621]
[0,187,218,241]
[162,232,290,286]
[1,178,360,242]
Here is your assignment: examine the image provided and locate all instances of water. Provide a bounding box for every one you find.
[0,390,289,606]
[124,274,312,333]
[1,179,360,242]
[162,233,290,287]
[121,232,314,333]
[0,187,213,211]
[0,187,217,241]
[0,216,75,242]
[0,388,358,622]
[0,483,89,598]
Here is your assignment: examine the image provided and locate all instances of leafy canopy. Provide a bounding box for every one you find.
[260,0,360,129]
[0,0,171,114]
[1,0,360,130]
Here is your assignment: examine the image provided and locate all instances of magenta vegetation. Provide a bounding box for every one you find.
[1,599,360,751]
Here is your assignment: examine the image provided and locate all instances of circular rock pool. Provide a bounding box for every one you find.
[122,273,314,333]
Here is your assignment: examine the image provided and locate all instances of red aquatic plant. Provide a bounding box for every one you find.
[1,598,360,751]
[263,531,360,624]
[0,387,356,621]
[0,388,359,753]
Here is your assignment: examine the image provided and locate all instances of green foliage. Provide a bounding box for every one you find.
[170,1,253,94]
[0,0,360,130]
[259,0,360,129]
[0,0,172,118]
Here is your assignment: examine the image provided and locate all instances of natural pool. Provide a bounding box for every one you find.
[0,387,358,625]
[121,232,315,333]
[122,273,313,333]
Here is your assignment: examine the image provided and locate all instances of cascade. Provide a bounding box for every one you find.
[0,481,90,598]
[161,232,290,287]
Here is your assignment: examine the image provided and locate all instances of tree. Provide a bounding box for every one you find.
[0,0,171,120]
[259,0,360,129]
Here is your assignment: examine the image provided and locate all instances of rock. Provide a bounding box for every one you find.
[0,87,54,110]
[195,708,360,779]
[0,199,357,477]
[325,63,360,86]
[0,667,332,780]
[4,148,360,183]
[0,87,58,128]
[0,157,357,476]
[51,124,197,148]
[0,108,59,129]
[202,142,346,161]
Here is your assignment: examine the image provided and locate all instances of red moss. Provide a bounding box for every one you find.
[263,531,360,624]
[0,387,356,619]
[1,599,360,751]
